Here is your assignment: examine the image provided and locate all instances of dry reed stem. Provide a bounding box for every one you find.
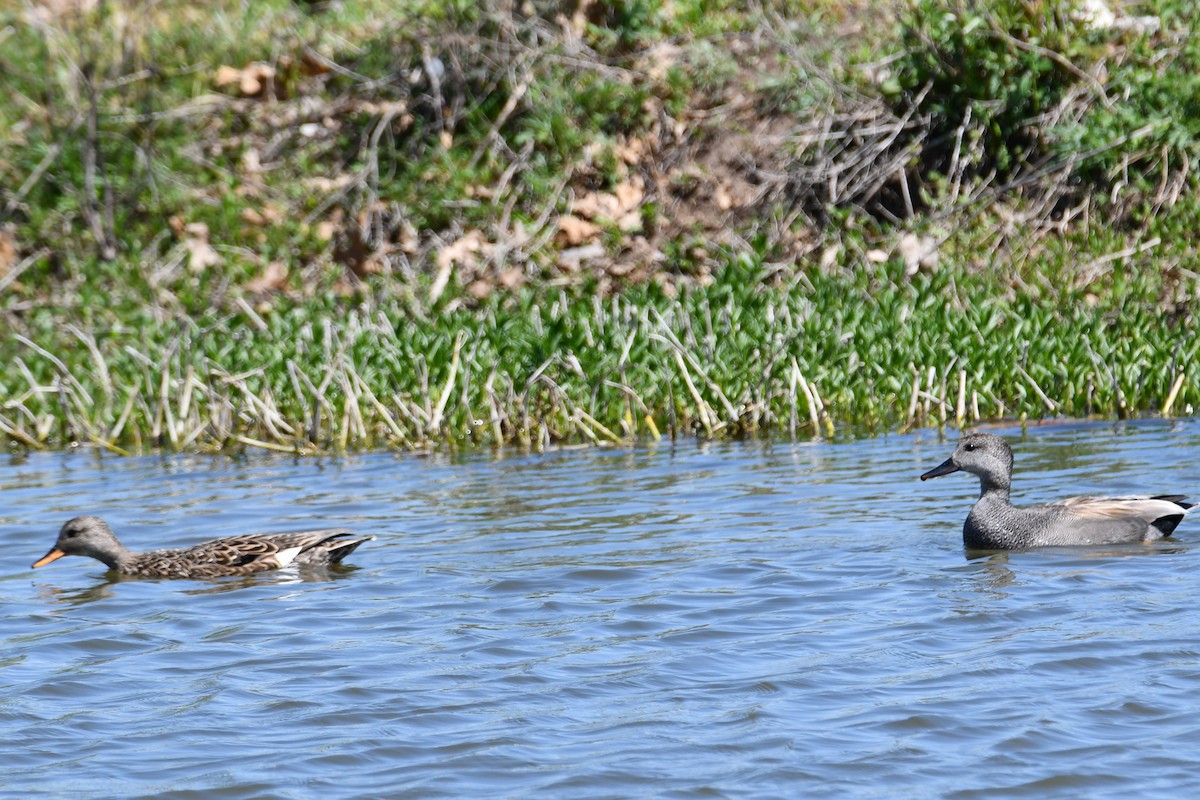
[0,414,42,448]
[907,371,921,423]
[232,434,315,454]
[430,332,465,433]
[808,381,834,437]
[652,315,740,423]
[1162,372,1186,416]
[349,367,414,449]
[673,349,715,437]
[792,360,821,435]
[574,408,623,444]
[1014,363,1059,412]
[787,363,799,437]
[956,369,966,428]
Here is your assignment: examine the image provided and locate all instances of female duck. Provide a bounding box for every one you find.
[32,516,372,579]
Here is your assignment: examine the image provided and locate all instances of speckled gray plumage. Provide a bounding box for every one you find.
[921,433,1191,550]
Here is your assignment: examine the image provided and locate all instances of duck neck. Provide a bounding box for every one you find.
[978,474,1011,502]
[93,543,135,572]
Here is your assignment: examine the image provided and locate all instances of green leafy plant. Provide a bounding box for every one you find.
[890,0,1101,179]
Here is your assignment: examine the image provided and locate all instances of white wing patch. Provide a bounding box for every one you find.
[272,546,305,568]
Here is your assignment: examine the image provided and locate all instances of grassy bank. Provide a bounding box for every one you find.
[1,1,1198,453]
[3,253,1194,454]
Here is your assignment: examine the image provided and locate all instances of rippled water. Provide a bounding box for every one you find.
[3,420,1200,798]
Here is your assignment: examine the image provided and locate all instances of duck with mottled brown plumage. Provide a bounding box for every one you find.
[921,432,1192,550]
[32,516,373,579]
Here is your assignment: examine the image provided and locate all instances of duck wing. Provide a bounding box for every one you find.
[132,529,364,578]
[1055,495,1191,537]
[226,529,373,566]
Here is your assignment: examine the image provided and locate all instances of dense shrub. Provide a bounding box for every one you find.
[889,0,1101,180]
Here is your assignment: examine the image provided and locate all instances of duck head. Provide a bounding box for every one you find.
[920,432,1014,492]
[32,516,127,571]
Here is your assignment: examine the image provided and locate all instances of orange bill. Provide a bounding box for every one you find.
[31,548,66,569]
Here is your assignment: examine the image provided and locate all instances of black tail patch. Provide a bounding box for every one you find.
[1152,514,1187,536]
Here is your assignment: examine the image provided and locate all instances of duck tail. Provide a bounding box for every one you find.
[1151,495,1193,511]
[324,536,373,564]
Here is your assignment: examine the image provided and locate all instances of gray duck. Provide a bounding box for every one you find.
[920,432,1191,549]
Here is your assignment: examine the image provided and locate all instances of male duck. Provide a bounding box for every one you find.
[920,432,1191,549]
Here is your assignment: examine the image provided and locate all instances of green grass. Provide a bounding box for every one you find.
[1,1,1198,454]
[1,251,1195,454]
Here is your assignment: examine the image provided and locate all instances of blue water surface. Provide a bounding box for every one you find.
[2,419,1200,799]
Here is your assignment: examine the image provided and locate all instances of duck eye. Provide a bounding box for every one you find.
[964,443,976,452]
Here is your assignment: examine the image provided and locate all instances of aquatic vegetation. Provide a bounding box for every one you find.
[1,1,1197,453]
[1,253,1193,453]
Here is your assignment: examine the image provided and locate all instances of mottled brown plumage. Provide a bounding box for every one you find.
[32,516,372,579]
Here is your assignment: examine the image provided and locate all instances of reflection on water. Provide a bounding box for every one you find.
[2,419,1200,798]
[32,562,366,605]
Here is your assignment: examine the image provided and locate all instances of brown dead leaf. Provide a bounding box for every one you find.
[557,214,601,246]
[333,221,376,278]
[558,243,606,272]
[303,175,356,193]
[571,191,610,220]
[616,137,645,165]
[353,99,411,119]
[27,0,99,23]
[331,280,358,297]
[571,176,645,227]
[316,220,338,241]
[608,236,664,279]
[186,247,222,273]
[214,62,276,97]
[432,230,489,303]
[616,211,642,233]
[715,184,734,211]
[396,220,419,254]
[242,148,262,174]
[214,65,242,88]
[466,279,493,300]
[498,267,525,290]
[819,245,840,270]
[180,222,221,272]
[301,51,332,77]
[436,230,487,271]
[898,232,939,277]
[314,208,344,242]
[613,178,644,212]
[568,0,593,34]
[240,206,282,227]
[0,227,18,275]
[640,41,684,82]
[244,261,288,294]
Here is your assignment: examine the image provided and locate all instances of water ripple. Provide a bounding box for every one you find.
[2,421,1200,797]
